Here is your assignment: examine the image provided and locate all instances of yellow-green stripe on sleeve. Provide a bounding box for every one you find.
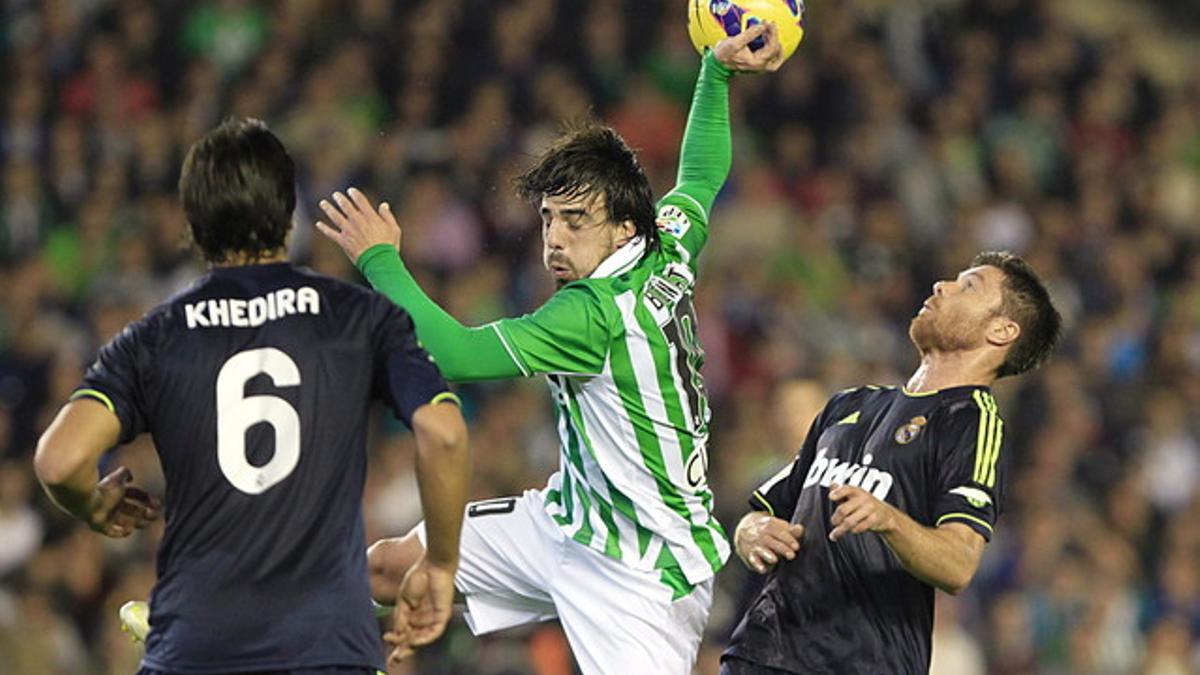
[70,388,115,414]
[430,391,462,407]
[752,491,775,517]
[936,512,994,534]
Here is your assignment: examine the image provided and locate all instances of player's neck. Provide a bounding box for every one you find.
[905,351,997,394]
[212,250,288,267]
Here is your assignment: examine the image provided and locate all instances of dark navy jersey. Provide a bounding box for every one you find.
[74,262,452,673]
[724,385,1008,675]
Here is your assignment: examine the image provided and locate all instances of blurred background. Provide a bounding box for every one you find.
[1,0,1198,673]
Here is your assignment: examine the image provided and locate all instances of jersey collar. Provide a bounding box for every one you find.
[590,236,646,279]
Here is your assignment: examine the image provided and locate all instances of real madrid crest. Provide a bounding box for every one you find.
[894,416,927,445]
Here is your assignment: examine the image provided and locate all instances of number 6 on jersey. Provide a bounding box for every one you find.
[216,348,302,494]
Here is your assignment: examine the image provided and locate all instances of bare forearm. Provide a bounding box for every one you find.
[416,446,468,566]
[880,511,981,595]
[34,402,109,521]
[357,245,524,382]
[39,471,100,521]
[412,406,470,567]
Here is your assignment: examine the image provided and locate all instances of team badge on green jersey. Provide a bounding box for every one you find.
[656,205,691,238]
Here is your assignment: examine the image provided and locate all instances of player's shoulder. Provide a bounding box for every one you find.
[655,201,696,245]
[927,386,1002,430]
[656,192,707,231]
[815,385,891,425]
[165,263,397,329]
[938,385,999,413]
[830,384,894,407]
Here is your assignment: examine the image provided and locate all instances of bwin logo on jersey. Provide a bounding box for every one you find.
[803,448,894,500]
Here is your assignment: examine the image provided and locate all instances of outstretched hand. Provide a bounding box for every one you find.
[315,187,402,263]
[713,22,785,73]
[382,556,457,664]
[89,466,162,538]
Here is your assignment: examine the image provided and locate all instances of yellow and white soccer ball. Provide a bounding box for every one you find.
[687,0,806,62]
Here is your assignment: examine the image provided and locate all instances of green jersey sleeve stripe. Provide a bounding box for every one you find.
[490,323,532,377]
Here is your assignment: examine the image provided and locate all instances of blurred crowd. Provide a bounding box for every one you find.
[1,0,1198,673]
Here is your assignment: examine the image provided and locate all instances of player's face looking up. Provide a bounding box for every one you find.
[909,265,1018,355]
[540,191,636,288]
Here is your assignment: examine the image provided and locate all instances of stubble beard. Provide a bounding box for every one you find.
[909,312,976,354]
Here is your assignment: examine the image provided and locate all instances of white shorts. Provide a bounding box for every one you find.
[418,489,712,675]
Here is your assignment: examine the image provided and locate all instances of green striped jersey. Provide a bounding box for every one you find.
[491,190,729,590]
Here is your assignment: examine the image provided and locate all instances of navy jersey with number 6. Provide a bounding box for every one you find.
[73,263,453,673]
[724,385,1008,675]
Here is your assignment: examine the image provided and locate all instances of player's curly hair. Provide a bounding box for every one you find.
[515,121,659,252]
[179,118,295,264]
[972,251,1063,378]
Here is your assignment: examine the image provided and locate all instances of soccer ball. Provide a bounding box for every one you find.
[687,0,806,62]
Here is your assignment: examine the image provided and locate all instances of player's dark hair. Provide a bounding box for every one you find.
[515,122,659,252]
[179,117,295,263]
[972,251,1062,378]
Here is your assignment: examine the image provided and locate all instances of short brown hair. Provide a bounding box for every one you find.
[972,251,1062,378]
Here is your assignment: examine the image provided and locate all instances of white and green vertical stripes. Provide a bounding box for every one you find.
[542,288,730,589]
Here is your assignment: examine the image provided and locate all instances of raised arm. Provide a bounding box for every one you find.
[358,243,525,382]
[317,189,521,381]
[322,189,608,382]
[661,23,785,261]
[667,49,733,220]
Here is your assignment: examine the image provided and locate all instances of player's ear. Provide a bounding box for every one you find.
[614,219,636,247]
[986,316,1020,348]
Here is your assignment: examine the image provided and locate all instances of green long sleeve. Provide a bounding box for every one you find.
[356,244,523,382]
[671,50,733,217]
